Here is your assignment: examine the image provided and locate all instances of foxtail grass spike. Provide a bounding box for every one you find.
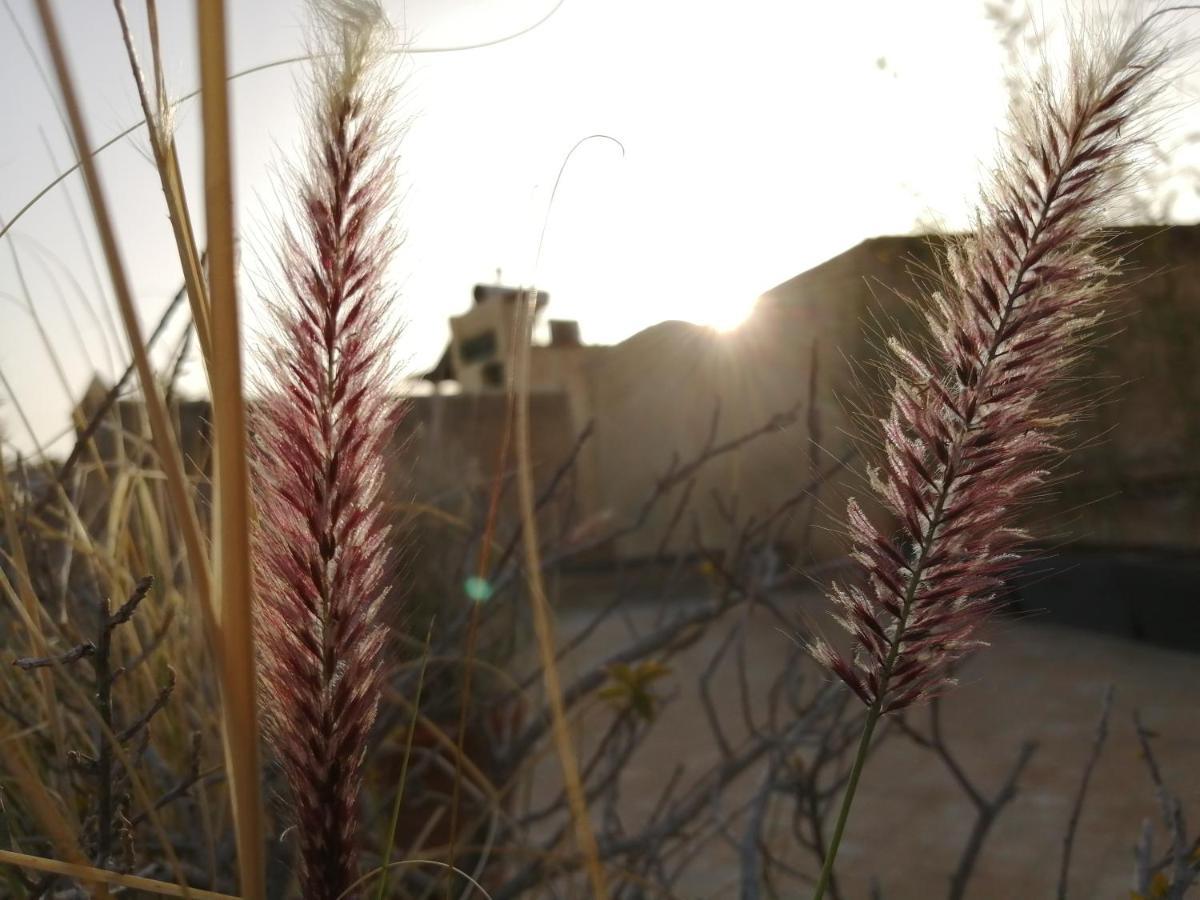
[809,15,1175,900]
[810,18,1170,716]
[806,12,1171,900]
[250,3,399,898]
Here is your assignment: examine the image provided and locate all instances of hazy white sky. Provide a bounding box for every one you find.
[0,0,1195,453]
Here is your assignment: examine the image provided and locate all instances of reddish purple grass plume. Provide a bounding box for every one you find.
[250,2,398,897]
[810,19,1170,715]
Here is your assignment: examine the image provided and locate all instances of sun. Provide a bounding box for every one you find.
[698,290,760,333]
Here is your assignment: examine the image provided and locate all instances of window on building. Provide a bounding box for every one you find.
[460,329,498,363]
[482,362,504,387]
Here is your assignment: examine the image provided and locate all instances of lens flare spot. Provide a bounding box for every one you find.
[464,575,493,603]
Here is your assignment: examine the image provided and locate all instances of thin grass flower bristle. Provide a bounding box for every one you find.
[809,18,1172,716]
[250,2,399,898]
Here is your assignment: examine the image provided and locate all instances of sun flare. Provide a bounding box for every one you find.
[700,291,760,332]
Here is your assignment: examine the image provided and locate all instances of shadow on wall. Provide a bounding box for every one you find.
[1012,548,1200,653]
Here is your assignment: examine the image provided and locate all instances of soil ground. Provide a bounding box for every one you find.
[543,593,1200,899]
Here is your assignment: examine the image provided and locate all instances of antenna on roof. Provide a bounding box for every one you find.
[495,267,502,285]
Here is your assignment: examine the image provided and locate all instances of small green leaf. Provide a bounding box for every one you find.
[599,660,672,721]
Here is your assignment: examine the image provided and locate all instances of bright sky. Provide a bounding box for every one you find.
[1,0,1196,453]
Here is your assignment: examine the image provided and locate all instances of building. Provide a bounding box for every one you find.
[415,225,1200,568]
[67,225,1200,574]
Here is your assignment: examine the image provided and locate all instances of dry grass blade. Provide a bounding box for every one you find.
[0,849,237,900]
[195,1,266,897]
[0,452,66,767]
[0,570,201,892]
[512,289,608,899]
[29,0,215,657]
[25,21,219,890]
[503,133,623,899]
[379,691,503,805]
[377,619,434,900]
[0,738,94,893]
[24,5,224,887]
[112,0,214,369]
[0,0,571,245]
[338,859,495,900]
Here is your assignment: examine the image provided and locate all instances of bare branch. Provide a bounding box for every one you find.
[1057,685,1114,900]
[13,642,95,671]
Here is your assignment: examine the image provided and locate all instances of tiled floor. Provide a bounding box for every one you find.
[542,594,1200,899]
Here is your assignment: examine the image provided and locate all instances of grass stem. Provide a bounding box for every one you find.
[377,619,435,900]
[196,0,266,895]
[810,700,881,900]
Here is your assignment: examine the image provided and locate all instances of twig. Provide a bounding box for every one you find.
[499,598,730,771]
[946,740,1037,900]
[107,576,154,630]
[895,699,1038,900]
[111,602,176,683]
[116,667,175,744]
[492,404,803,593]
[1057,685,1114,899]
[93,586,117,867]
[12,642,95,671]
[490,420,595,576]
[492,686,842,900]
[738,759,778,900]
[130,734,206,828]
[1132,711,1199,899]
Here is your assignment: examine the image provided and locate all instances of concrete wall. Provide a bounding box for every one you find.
[1049,225,1200,548]
[565,226,1200,561]
[394,389,577,506]
[553,235,941,564]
